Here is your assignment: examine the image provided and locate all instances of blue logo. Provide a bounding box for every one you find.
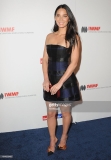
[57,113,62,118]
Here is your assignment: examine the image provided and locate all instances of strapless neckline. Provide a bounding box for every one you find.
[46,44,69,49]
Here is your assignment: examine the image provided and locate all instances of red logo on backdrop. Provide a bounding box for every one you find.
[0,27,15,32]
[0,91,36,100]
[42,114,62,121]
[42,115,47,120]
[87,84,98,88]
[4,92,19,97]
[0,92,19,100]
[81,26,101,32]
[80,84,98,91]
[40,58,43,64]
[88,27,100,31]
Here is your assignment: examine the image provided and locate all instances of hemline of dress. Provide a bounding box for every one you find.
[43,97,81,102]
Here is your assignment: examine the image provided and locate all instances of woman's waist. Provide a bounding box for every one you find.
[48,70,66,76]
[48,57,69,62]
[48,61,69,69]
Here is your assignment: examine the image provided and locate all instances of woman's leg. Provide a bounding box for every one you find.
[59,103,72,146]
[46,101,58,151]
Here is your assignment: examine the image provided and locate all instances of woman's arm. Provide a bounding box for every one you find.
[42,44,49,80]
[59,35,81,85]
[42,35,51,92]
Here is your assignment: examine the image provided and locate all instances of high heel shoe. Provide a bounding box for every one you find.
[47,137,58,156]
[57,144,67,150]
[57,136,68,150]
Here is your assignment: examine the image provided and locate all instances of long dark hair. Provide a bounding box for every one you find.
[53,4,79,54]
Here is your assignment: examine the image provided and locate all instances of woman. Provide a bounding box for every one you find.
[42,4,81,156]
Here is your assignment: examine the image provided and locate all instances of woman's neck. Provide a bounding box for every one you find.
[56,27,67,35]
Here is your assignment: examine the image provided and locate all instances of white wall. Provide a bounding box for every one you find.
[0,0,111,133]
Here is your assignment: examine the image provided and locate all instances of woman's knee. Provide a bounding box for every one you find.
[62,112,71,118]
[47,112,57,119]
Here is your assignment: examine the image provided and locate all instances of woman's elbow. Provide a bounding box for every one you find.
[71,62,78,70]
[42,58,48,65]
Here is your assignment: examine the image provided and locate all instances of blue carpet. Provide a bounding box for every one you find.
[0,117,111,160]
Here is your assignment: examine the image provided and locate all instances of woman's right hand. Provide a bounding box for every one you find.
[42,79,52,92]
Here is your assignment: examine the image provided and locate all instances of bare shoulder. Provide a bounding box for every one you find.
[75,33,80,42]
[46,32,53,38]
[75,33,81,47]
[46,33,54,44]
[72,33,81,51]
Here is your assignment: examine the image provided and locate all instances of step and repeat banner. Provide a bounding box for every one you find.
[0,0,111,133]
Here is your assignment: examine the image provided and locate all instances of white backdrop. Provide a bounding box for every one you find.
[0,0,111,133]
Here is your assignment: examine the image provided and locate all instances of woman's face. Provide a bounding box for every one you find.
[55,8,70,28]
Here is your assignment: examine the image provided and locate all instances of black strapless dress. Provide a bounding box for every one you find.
[43,44,81,102]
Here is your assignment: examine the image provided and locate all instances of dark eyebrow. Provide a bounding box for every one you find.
[56,13,68,16]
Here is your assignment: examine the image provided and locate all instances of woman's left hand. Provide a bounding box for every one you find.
[50,81,63,95]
